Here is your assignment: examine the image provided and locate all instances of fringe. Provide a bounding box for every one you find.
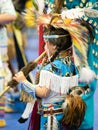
[39,70,78,94]
[20,90,34,102]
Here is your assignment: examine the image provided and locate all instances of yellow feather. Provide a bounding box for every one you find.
[71,35,83,54]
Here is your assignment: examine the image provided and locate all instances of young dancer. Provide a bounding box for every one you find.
[13,15,95,130]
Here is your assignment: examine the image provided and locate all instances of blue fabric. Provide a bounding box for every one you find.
[40,102,64,130]
[39,58,77,130]
[62,1,98,129]
[19,82,36,98]
[42,58,77,76]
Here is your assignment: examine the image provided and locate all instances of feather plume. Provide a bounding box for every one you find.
[61,85,91,129]
[36,15,88,66]
[49,16,91,67]
[53,0,65,13]
[36,15,95,83]
[84,2,98,18]
[22,0,45,27]
[79,67,96,83]
[22,8,37,27]
[32,0,44,15]
[61,94,86,129]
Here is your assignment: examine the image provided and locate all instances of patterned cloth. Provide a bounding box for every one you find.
[38,55,78,130]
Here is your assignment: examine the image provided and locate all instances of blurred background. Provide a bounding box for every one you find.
[0,0,98,129]
[1,26,98,130]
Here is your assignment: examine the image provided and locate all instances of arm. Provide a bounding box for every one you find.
[0,14,16,25]
[13,71,51,98]
[0,0,16,25]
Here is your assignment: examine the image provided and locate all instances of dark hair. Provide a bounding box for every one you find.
[44,25,72,51]
[43,25,72,62]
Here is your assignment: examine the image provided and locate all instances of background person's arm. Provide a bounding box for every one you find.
[0,0,16,25]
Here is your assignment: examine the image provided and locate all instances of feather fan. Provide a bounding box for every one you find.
[62,94,86,130]
[22,1,96,82]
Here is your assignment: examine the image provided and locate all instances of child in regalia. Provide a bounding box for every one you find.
[13,14,96,130]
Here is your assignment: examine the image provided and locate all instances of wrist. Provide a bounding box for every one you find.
[19,81,36,98]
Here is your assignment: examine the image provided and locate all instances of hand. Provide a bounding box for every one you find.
[13,71,26,83]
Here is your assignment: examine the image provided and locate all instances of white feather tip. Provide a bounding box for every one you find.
[79,67,96,83]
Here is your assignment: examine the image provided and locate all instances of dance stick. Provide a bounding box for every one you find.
[0,51,46,97]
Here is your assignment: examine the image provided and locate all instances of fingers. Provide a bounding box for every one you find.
[13,71,25,83]
[14,71,23,77]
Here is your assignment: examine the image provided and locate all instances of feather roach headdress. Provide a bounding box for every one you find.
[37,14,96,83]
[38,15,90,64]
[22,0,65,27]
[23,0,96,68]
[23,6,96,82]
[22,0,97,71]
[22,0,44,27]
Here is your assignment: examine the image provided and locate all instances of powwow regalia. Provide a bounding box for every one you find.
[4,1,95,129]
[28,14,95,130]
[27,0,98,80]
[4,0,96,129]
[44,0,98,81]
[0,0,97,129]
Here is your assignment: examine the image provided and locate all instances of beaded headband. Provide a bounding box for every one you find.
[43,34,69,39]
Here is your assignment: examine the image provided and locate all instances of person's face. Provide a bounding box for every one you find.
[44,41,57,58]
